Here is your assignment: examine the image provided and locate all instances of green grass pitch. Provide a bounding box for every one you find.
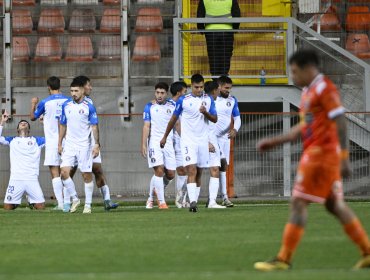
[0,202,370,280]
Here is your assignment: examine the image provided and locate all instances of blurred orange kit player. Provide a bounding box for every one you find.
[255,50,370,271]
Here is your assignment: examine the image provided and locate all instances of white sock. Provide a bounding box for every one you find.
[84,181,94,207]
[154,175,165,203]
[149,175,155,200]
[209,177,219,204]
[100,185,110,201]
[195,186,201,202]
[62,177,78,201]
[176,175,187,191]
[220,171,228,199]
[187,183,196,202]
[63,187,71,204]
[52,177,64,207]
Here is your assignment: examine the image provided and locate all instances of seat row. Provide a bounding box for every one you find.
[0,0,120,6]
[13,35,121,61]
[13,9,120,34]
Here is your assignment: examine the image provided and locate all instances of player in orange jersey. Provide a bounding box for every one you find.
[254,50,370,271]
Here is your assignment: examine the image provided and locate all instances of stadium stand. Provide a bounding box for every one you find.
[34,36,62,62]
[97,35,121,61]
[68,9,96,33]
[132,35,161,62]
[12,9,33,34]
[346,6,370,31]
[40,0,67,5]
[135,7,163,33]
[65,36,94,61]
[12,37,30,62]
[100,9,121,33]
[37,8,65,33]
[345,33,370,58]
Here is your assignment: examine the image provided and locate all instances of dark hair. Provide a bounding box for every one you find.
[191,73,204,84]
[17,120,30,130]
[47,76,60,91]
[218,75,232,85]
[73,75,90,86]
[204,81,219,94]
[170,81,187,96]
[155,82,169,92]
[70,79,84,88]
[289,50,320,69]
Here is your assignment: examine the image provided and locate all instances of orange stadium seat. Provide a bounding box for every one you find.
[40,0,67,5]
[34,36,62,62]
[65,36,94,62]
[97,36,121,61]
[137,0,164,4]
[38,9,65,33]
[132,35,161,62]
[12,0,36,6]
[135,7,163,33]
[313,6,341,31]
[103,0,120,5]
[13,37,30,62]
[12,10,33,34]
[100,9,121,33]
[346,6,370,31]
[71,0,98,4]
[346,33,370,59]
[69,9,96,33]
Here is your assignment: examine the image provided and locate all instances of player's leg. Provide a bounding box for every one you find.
[207,141,225,208]
[25,180,45,210]
[44,148,64,210]
[153,165,168,209]
[219,138,233,207]
[61,149,80,212]
[81,171,93,214]
[174,140,187,208]
[3,180,25,210]
[325,188,370,269]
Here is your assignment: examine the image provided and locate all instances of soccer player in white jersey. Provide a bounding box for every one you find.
[169,81,189,208]
[29,76,69,210]
[142,82,176,209]
[215,75,241,207]
[160,74,218,213]
[58,79,100,214]
[204,80,226,209]
[70,76,118,211]
[0,112,46,210]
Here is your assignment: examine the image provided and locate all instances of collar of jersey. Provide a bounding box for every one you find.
[190,92,204,98]
[305,73,324,91]
[72,97,88,104]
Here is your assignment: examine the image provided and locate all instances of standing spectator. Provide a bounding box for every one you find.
[197,0,241,78]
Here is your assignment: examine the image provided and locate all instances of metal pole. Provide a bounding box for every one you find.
[283,99,291,197]
[3,0,11,115]
[364,69,370,130]
[173,19,180,82]
[286,19,294,86]
[121,5,129,117]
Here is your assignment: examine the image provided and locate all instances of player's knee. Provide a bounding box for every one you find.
[210,167,219,178]
[166,171,175,180]
[220,159,228,172]
[60,169,70,180]
[176,167,186,176]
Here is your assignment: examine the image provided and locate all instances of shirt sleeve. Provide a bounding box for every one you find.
[33,99,46,119]
[320,83,345,119]
[88,103,99,125]
[59,102,67,125]
[173,96,184,117]
[209,96,217,116]
[232,96,240,117]
[0,126,13,145]
[143,103,152,122]
[35,137,46,148]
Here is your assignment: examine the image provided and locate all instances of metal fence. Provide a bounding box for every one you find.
[0,112,369,203]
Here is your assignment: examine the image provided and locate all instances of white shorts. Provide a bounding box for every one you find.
[218,137,230,164]
[147,140,176,170]
[4,179,45,205]
[44,147,61,166]
[209,139,221,167]
[181,140,209,168]
[93,151,102,164]
[174,139,183,168]
[61,146,93,173]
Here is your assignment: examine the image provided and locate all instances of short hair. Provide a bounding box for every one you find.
[204,81,219,94]
[47,76,60,91]
[191,73,204,84]
[70,79,84,88]
[218,75,233,85]
[73,75,90,87]
[289,50,320,69]
[17,120,30,130]
[155,82,169,92]
[170,81,187,96]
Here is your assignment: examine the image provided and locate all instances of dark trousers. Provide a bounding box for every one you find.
[205,32,234,77]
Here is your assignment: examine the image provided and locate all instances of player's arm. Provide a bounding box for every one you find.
[175,120,181,136]
[229,97,241,138]
[91,124,100,158]
[0,111,13,146]
[141,122,150,158]
[257,123,302,152]
[334,114,351,178]
[200,96,217,123]
[58,103,67,155]
[160,115,178,148]
[30,97,42,121]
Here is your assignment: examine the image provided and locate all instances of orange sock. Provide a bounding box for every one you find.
[277,223,304,263]
[344,218,370,256]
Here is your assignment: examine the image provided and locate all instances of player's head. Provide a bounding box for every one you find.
[191,74,204,96]
[17,119,30,135]
[47,76,60,93]
[170,81,187,98]
[289,50,320,87]
[154,82,169,104]
[218,75,232,97]
[70,79,85,103]
[73,76,92,96]
[204,80,219,99]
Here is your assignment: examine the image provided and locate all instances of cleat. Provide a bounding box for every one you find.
[27,203,35,210]
[222,198,234,207]
[52,205,64,211]
[353,255,370,270]
[83,206,91,214]
[189,201,198,213]
[104,200,119,211]
[254,258,291,272]
[63,203,71,213]
[159,202,169,209]
[175,190,183,208]
[208,202,226,209]
[146,199,153,209]
[205,198,209,208]
[70,199,81,213]
[182,201,190,208]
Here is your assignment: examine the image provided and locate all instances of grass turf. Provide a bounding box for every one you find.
[0,202,370,280]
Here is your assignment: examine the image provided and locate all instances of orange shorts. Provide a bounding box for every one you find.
[292,148,343,203]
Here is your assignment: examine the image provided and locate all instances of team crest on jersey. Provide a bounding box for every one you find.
[7,195,12,201]
[28,141,33,146]
[151,158,156,163]
[226,101,231,107]
[185,156,191,161]
[167,109,172,114]
[79,109,85,114]
[201,101,207,106]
